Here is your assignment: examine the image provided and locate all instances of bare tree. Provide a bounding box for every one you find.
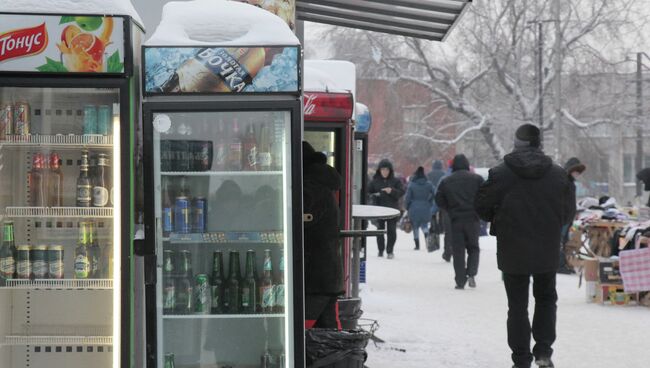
[316,0,647,161]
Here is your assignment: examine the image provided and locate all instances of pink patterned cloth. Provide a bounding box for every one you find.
[619,248,650,292]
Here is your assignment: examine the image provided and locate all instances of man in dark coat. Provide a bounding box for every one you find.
[435,154,484,289]
[475,124,574,368]
[427,160,449,256]
[303,142,343,329]
[368,159,404,258]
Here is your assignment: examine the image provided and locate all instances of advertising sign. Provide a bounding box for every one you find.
[0,14,125,74]
[235,0,295,30]
[144,46,300,94]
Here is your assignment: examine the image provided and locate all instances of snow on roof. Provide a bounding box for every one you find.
[145,0,299,46]
[0,0,144,29]
[304,60,356,98]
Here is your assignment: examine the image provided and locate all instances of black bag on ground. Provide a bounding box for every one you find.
[306,328,371,368]
[426,233,440,253]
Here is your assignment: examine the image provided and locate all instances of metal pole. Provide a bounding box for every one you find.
[636,53,644,197]
[350,219,362,298]
[538,22,544,138]
[554,0,562,162]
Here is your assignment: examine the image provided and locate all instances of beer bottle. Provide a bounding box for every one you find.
[164,353,175,368]
[260,249,275,313]
[161,177,174,237]
[178,176,192,199]
[29,153,46,207]
[274,252,285,313]
[226,250,241,314]
[210,251,225,314]
[162,250,175,315]
[241,250,258,314]
[88,221,101,278]
[76,151,92,207]
[257,123,272,171]
[175,250,193,314]
[242,122,258,171]
[228,119,243,171]
[47,152,63,207]
[214,122,227,171]
[93,154,110,207]
[74,222,91,279]
[155,48,265,93]
[0,221,16,280]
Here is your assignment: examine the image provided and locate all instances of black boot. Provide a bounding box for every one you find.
[414,238,420,250]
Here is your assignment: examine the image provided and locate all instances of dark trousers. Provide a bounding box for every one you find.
[503,272,557,367]
[451,220,480,287]
[305,294,341,329]
[376,218,398,255]
[441,210,453,258]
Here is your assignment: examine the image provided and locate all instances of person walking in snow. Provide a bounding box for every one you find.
[427,160,446,244]
[405,166,435,250]
[558,157,584,274]
[368,159,404,259]
[475,124,574,368]
[435,154,484,289]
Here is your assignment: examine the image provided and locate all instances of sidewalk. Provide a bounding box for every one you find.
[360,229,650,368]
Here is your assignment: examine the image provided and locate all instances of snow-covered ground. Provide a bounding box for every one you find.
[360,230,650,368]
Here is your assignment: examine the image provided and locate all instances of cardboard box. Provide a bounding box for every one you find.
[584,259,599,282]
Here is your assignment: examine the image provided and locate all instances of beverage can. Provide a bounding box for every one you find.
[0,103,13,140]
[13,102,29,136]
[48,246,64,279]
[192,197,206,233]
[164,353,175,368]
[16,245,31,279]
[31,245,48,279]
[194,274,211,314]
[83,105,97,135]
[174,196,191,234]
[97,105,111,135]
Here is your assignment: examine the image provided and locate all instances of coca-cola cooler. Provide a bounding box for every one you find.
[140,2,303,367]
[0,9,144,368]
[303,60,355,296]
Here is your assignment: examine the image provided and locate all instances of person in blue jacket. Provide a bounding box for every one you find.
[405,166,436,250]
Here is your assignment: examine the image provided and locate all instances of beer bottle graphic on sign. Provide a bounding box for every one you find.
[210,251,226,314]
[76,151,92,207]
[260,249,275,313]
[156,48,266,93]
[241,250,258,314]
[226,250,242,314]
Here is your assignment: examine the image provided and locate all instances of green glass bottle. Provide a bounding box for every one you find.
[226,250,241,314]
[241,250,258,314]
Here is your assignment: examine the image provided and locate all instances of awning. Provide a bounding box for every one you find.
[296,0,472,41]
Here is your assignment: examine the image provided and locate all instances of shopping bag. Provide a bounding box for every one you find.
[619,247,650,292]
[427,233,440,253]
[398,213,412,233]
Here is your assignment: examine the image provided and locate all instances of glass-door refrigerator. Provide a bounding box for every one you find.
[142,45,303,368]
[0,12,143,368]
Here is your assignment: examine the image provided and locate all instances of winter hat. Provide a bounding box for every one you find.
[375,159,394,178]
[432,160,443,170]
[564,157,586,175]
[451,154,470,172]
[514,124,541,148]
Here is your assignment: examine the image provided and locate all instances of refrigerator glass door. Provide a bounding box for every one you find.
[151,110,294,368]
[0,87,121,368]
[304,130,337,170]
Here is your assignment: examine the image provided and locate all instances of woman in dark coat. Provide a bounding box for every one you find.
[368,159,404,258]
[405,166,435,250]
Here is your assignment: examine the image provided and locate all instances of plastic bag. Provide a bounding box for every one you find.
[398,213,412,233]
[306,328,371,368]
[427,233,440,253]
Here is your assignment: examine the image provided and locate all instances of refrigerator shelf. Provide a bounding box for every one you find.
[161,171,283,176]
[2,335,112,346]
[0,134,113,148]
[163,314,285,320]
[166,231,284,244]
[0,279,113,290]
[4,207,113,218]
